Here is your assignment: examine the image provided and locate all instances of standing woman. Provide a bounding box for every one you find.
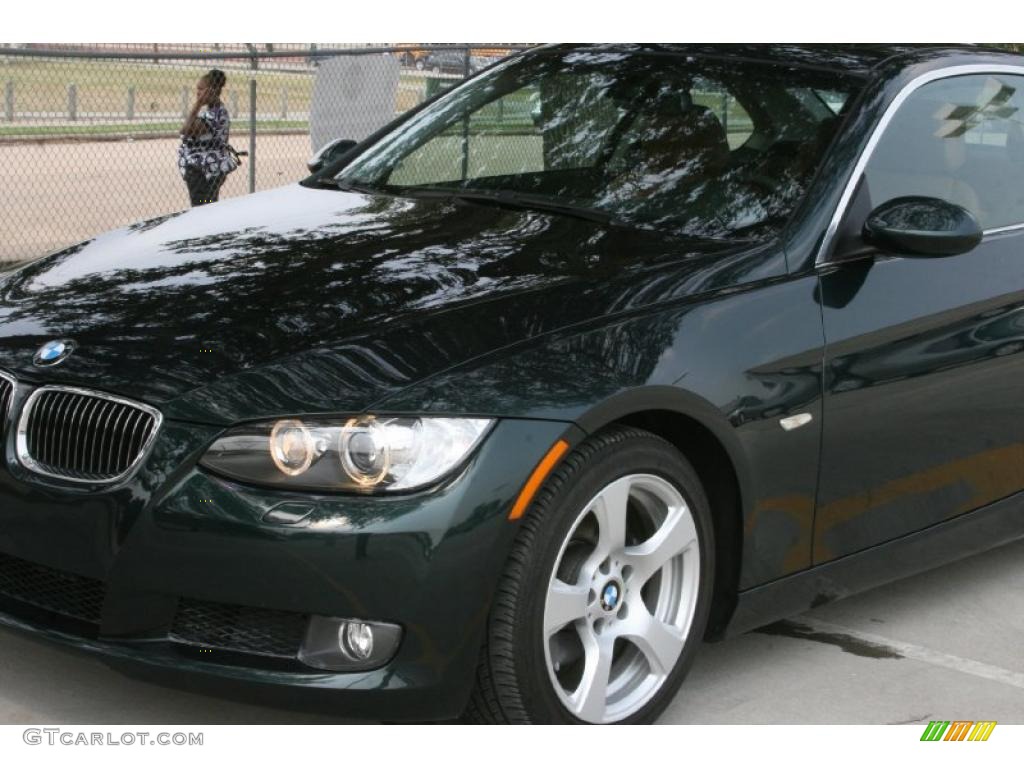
[178,69,238,206]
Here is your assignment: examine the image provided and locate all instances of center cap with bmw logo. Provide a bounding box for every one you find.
[600,581,622,612]
[33,339,76,367]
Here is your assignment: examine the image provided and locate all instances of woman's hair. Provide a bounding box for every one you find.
[182,69,228,133]
[203,69,227,92]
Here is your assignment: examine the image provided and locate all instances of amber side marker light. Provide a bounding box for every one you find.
[508,439,570,520]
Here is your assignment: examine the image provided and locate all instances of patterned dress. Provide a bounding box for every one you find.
[178,103,238,181]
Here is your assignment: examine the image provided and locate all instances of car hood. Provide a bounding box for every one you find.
[0,183,774,424]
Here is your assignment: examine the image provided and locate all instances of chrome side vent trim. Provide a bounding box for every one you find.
[16,386,162,484]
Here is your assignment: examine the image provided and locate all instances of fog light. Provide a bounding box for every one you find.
[341,621,374,660]
[298,616,402,672]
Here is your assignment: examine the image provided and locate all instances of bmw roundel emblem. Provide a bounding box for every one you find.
[33,339,75,367]
[600,582,621,612]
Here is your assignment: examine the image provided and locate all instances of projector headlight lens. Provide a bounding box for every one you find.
[269,419,315,477]
[201,415,493,493]
[339,417,396,486]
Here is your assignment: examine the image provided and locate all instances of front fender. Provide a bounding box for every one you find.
[375,275,826,589]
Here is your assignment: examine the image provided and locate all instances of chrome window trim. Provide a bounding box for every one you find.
[816,63,1024,267]
[16,385,163,485]
[0,370,15,427]
[983,221,1024,236]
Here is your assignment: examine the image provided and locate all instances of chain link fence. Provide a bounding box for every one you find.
[0,43,531,263]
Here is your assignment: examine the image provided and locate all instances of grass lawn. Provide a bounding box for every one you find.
[0,58,316,117]
[0,120,309,138]
[0,56,513,147]
[0,57,441,127]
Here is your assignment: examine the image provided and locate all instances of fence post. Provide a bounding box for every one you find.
[249,78,257,194]
[280,87,287,119]
[461,48,471,181]
[67,84,77,121]
[126,87,135,120]
[4,82,12,122]
[181,86,189,119]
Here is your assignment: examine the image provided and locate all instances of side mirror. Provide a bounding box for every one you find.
[307,138,358,173]
[862,196,982,258]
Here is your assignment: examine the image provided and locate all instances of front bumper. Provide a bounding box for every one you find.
[0,414,576,721]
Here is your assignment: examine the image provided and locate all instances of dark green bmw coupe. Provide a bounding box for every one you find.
[2,44,1024,724]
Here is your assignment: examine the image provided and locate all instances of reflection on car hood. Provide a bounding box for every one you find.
[0,183,775,423]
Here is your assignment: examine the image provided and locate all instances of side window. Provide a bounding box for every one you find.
[814,89,849,115]
[691,78,753,149]
[864,74,1024,230]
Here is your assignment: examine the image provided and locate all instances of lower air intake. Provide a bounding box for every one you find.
[170,598,309,659]
[0,551,106,626]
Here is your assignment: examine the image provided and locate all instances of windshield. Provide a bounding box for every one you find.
[334,48,863,240]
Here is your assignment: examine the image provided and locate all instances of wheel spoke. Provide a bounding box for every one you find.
[623,505,697,585]
[617,610,686,675]
[570,633,614,722]
[590,477,631,559]
[544,579,589,637]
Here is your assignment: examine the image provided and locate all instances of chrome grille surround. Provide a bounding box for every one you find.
[16,386,163,484]
[0,371,14,436]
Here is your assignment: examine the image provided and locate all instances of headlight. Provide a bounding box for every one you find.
[200,415,494,493]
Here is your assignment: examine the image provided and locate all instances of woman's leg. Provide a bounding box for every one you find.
[184,167,221,206]
[185,166,206,206]
[210,174,226,203]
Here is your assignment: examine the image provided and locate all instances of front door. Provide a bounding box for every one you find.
[815,71,1024,562]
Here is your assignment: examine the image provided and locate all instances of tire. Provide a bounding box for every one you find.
[465,426,715,724]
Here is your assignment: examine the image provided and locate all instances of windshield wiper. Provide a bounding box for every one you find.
[382,185,614,225]
[333,179,385,195]
[458,191,614,225]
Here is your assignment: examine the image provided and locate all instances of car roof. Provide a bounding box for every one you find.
[532,43,1017,79]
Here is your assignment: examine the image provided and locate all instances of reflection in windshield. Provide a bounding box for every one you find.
[336,47,862,240]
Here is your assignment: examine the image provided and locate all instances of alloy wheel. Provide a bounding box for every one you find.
[542,473,701,723]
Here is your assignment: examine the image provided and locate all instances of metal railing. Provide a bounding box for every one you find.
[0,43,530,263]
